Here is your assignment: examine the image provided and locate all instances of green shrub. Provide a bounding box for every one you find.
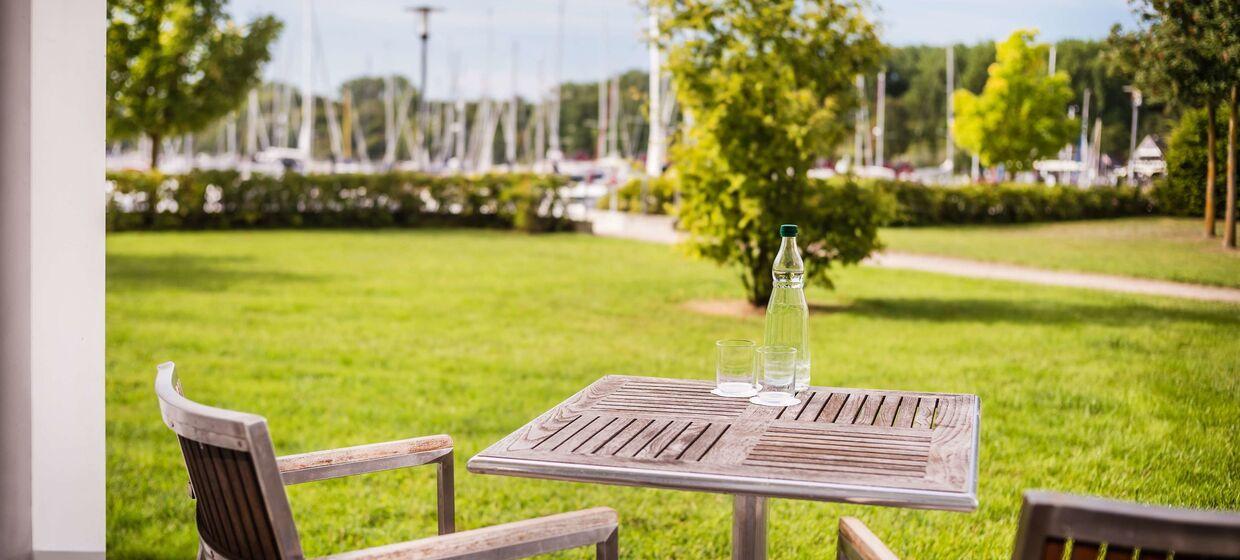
[596,176,678,214]
[1152,107,1230,217]
[856,178,1153,226]
[105,171,571,233]
[593,173,1155,225]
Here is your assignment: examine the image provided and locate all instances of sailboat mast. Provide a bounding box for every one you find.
[597,77,608,159]
[342,88,353,160]
[646,7,664,176]
[608,75,620,158]
[1077,88,1091,187]
[383,75,396,165]
[945,44,955,170]
[597,14,609,160]
[506,42,518,166]
[875,70,885,167]
[853,74,864,167]
[246,89,260,157]
[548,0,565,161]
[297,0,314,161]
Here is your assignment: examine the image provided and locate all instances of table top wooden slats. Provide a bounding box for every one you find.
[468,375,980,511]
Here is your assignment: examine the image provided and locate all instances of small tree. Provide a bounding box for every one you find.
[1210,2,1240,248]
[654,0,888,305]
[1156,107,1229,217]
[107,0,281,168]
[952,30,1077,172]
[1108,1,1232,239]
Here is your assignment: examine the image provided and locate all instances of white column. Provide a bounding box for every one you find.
[0,0,106,557]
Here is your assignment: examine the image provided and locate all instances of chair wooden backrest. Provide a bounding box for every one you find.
[155,362,304,559]
[1012,490,1240,560]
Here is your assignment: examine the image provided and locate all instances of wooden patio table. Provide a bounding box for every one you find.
[467,375,980,559]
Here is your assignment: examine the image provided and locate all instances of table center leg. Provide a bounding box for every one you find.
[732,494,768,560]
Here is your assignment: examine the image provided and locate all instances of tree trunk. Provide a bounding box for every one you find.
[746,255,772,307]
[149,132,162,171]
[1205,101,1217,237]
[1225,85,1237,249]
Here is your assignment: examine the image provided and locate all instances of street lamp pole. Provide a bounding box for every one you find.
[1124,86,1142,182]
[407,5,440,169]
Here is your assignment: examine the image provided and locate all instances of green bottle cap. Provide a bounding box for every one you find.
[780,224,798,237]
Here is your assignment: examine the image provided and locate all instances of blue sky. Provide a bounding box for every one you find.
[226,0,1137,99]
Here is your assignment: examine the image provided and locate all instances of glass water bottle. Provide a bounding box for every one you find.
[763,224,811,391]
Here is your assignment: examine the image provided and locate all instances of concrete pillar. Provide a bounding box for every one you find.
[0,0,106,557]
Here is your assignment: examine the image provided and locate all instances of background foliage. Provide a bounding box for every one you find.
[106,171,571,233]
[1154,106,1232,217]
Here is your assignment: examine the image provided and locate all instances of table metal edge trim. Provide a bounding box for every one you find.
[466,454,978,512]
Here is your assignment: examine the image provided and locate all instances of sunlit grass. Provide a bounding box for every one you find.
[882,217,1240,288]
[107,230,1239,558]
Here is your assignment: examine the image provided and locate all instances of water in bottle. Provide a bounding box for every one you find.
[763,224,811,391]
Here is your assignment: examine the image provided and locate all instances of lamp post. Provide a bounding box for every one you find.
[1124,86,1142,182]
[407,5,440,168]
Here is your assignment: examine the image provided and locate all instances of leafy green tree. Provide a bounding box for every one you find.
[1155,106,1229,216]
[1206,1,1240,248]
[952,30,1077,172]
[1108,1,1232,239]
[107,0,281,167]
[656,0,888,305]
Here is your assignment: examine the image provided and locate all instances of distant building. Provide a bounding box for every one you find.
[1130,135,1166,179]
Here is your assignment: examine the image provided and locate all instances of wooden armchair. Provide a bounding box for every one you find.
[837,490,1240,560]
[155,362,619,560]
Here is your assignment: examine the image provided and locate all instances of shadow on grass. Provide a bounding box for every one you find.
[839,297,1239,327]
[107,253,321,293]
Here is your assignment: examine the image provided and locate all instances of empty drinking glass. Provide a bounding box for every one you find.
[752,345,800,406]
[713,339,758,397]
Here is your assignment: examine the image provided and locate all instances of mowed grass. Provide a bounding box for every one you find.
[881,217,1240,288]
[107,230,1239,558]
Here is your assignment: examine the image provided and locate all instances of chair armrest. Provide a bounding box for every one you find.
[278,434,453,485]
[838,517,899,560]
[317,507,619,560]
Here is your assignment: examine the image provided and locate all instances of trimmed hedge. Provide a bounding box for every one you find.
[861,179,1154,226]
[105,170,572,232]
[596,176,1155,225]
[596,176,679,214]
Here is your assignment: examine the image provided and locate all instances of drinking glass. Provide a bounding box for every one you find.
[752,345,800,406]
[713,339,758,397]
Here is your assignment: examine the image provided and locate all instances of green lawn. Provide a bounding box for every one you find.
[881,217,1240,288]
[107,230,1240,558]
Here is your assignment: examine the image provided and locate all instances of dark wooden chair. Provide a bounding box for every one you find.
[155,362,620,560]
[838,490,1240,560]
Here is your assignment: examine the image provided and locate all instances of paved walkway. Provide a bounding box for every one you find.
[584,211,1240,304]
[867,251,1240,304]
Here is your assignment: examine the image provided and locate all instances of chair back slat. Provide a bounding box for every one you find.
[156,362,303,559]
[1043,538,1067,560]
[1013,491,1240,560]
[1101,545,1135,559]
[179,437,284,558]
[1067,542,1101,559]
